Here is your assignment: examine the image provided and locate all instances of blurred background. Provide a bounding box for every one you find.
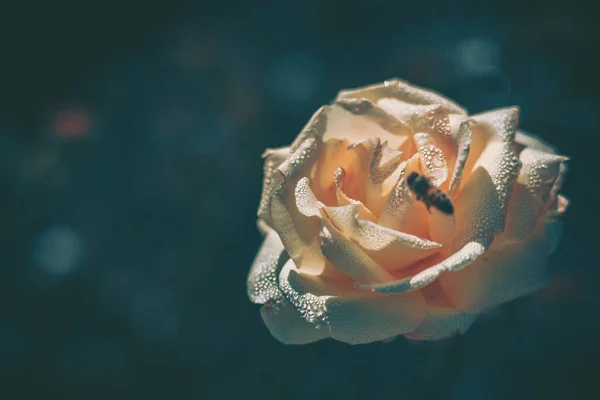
[0,0,598,398]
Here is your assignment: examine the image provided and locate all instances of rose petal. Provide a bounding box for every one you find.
[459,107,520,185]
[404,282,476,341]
[295,180,439,278]
[336,98,412,137]
[451,147,517,248]
[294,177,322,218]
[452,108,522,249]
[347,137,405,215]
[289,106,329,152]
[502,148,568,241]
[405,311,476,341]
[319,217,395,283]
[322,103,412,150]
[310,138,361,206]
[260,297,329,345]
[428,208,456,250]
[295,179,398,282]
[378,167,412,231]
[321,204,441,271]
[278,259,426,345]
[247,227,289,304]
[413,132,448,187]
[549,155,569,207]
[257,147,290,226]
[378,102,455,142]
[269,137,325,274]
[448,119,473,194]
[355,237,492,294]
[336,78,467,115]
[438,218,560,313]
[333,167,377,221]
[472,107,519,142]
[547,194,569,220]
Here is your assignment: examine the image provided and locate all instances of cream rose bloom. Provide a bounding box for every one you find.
[247,79,569,344]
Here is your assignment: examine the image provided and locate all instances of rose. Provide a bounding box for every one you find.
[247,79,569,344]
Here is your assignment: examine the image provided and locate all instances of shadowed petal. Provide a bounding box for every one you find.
[278,259,426,345]
[257,147,290,226]
[438,218,560,313]
[247,227,289,304]
[290,106,329,152]
[404,282,476,341]
[261,298,329,345]
[405,311,476,341]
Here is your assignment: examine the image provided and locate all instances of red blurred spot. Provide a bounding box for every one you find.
[54,108,91,139]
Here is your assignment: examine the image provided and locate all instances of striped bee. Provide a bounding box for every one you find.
[406,172,454,215]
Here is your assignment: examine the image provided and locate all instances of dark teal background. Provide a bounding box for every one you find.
[0,0,598,398]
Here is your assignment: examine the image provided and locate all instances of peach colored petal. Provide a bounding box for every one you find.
[336,98,412,137]
[322,103,412,150]
[261,298,329,345]
[336,78,467,115]
[347,137,405,215]
[355,237,492,294]
[438,218,560,313]
[269,138,325,274]
[319,217,394,283]
[413,132,448,186]
[404,282,476,340]
[427,208,456,251]
[278,259,426,344]
[502,148,568,241]
[310,138,359,206]
[378,156,432,240]
[247,227,288,304]
[321,204,441,271]
[333,167,377,221]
